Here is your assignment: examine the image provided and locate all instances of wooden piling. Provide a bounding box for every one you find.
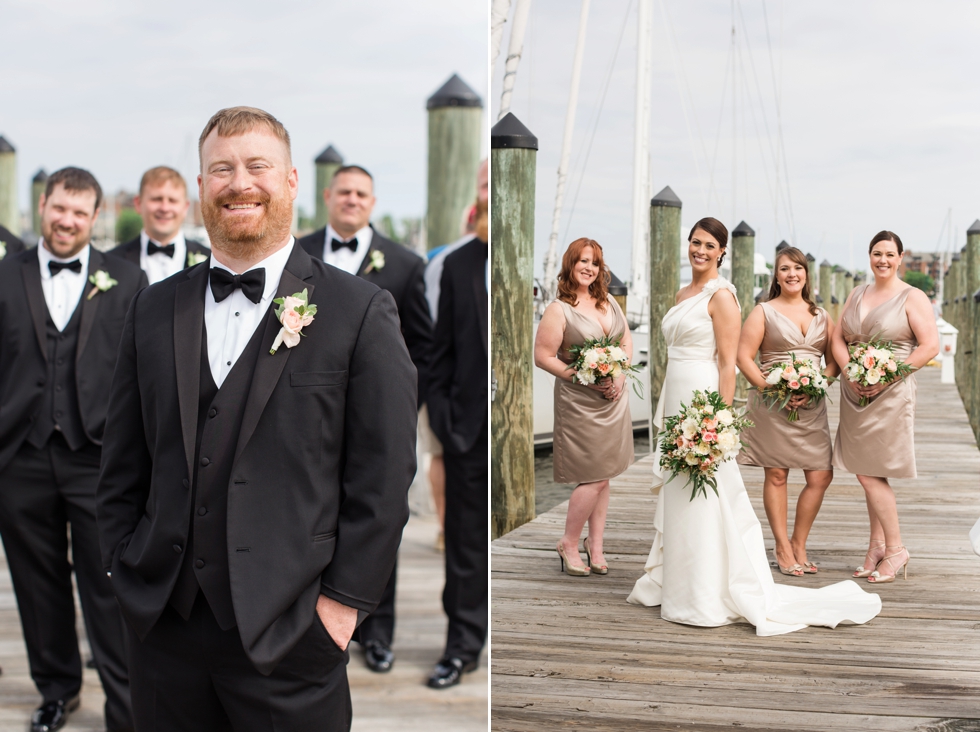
[965,220,980,440]
[648,186,682,422]
[426,74,483,251]
[490,113,537,539]
[833,265,846,321]
[31,169,47,236]
[819,260,833,316]
[731,221,755,402]
[844,270,854,300]
[0,136,16,234]
[609,271,628,320]
[806,253,816,300]
[313,146,343,231]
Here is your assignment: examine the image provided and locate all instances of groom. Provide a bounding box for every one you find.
[96,106,418,731]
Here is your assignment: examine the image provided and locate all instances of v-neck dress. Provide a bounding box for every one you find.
[737,303,833,470]
[833,285,918,479]
[551,296,634,483]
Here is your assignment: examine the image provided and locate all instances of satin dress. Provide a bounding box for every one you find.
[833,285,918,479]
[551,296,634,484]
[628,278,881,634]
[737,303,833,470]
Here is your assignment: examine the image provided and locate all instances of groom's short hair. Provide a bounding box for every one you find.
[198,106,291,165]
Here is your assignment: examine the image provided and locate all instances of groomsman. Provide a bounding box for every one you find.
[97,106,417,731]
[426,198,488,689]
[0,167,144,732]
[297,165,432,674]
[109,166,210,283]
[0,222,26,259]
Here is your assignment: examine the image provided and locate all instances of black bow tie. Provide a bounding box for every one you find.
[147,241,175,258]
[331,237,358,253]
[48,259,82,276]
[209,267,266,304]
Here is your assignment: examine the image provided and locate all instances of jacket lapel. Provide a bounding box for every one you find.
[233,245,314,462]
[75,247,104,365]
[21,254,49,363]
[174,265,207,485]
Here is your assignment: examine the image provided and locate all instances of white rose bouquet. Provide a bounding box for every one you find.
[758,353,833,422]
[566,335,643,398]
[844,339,914,406]
[658,390,752,500]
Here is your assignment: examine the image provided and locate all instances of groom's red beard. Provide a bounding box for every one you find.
[202,188,293,260]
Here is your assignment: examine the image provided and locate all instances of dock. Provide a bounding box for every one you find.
[0,514,488,732]
[492,367,980,731]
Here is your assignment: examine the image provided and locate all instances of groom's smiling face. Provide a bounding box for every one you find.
[198,126,298,258]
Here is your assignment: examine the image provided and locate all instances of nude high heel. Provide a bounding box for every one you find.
[772,549,803,576]
[583,537,608,575]
[557,541,590,576]
[853,540,886,578]
[868,546,909,584]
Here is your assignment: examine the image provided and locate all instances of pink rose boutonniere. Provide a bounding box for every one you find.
[269,288,317,355]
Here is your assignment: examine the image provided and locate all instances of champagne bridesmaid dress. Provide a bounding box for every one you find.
[551,296,634,483]
[833,285,918,479]
[738,303,833,470]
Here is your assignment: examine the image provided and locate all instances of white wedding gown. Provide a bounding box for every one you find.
[628,278,882,635]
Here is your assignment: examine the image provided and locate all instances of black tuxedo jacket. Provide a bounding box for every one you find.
[0,246,147,473]
[0,224,26,258]
[296,226,432,406]
[108,235,210,271]
[96,243,417,675]
[427,238,488,455]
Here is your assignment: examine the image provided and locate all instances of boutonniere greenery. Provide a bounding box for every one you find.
[363,249,385,274]
[87,270,118,300]
[0,241,7,260]
[270,288,317,355]
[186,251,208,267]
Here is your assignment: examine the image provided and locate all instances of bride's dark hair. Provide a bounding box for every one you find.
[766,247,818,316]
[557,238,611,312]
[688,217,729,266]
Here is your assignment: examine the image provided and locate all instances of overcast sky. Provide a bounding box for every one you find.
[492,0,980,281]
[0,0,487,225]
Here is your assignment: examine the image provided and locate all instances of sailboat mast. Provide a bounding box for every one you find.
[629,0,653,322]
[498,0,532,121]
[542,0,590,305]
[491,0,512,82]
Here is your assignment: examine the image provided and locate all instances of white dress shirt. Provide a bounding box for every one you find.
[140,230,188,285]
[204,239,295,388]
[37,242,90,331]
[321,224,372,275]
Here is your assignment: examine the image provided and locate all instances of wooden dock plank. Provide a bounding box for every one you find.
[491,368,980,730]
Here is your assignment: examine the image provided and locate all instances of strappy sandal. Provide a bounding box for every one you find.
[853,539,886,578]
[868,546,909,584]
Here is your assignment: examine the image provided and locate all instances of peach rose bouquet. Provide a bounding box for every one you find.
[758,353,833,422]
[566,335,643,398]
[270,288,317,355]
[844,339,914,406]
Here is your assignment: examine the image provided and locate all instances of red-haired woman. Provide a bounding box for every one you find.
[534,238,634,576]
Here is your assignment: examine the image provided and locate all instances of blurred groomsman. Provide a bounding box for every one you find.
[297,165,432,674]
[425,196,488,689]
[0,167,144,732]
[109,166,210,283]
[0,222,26,260]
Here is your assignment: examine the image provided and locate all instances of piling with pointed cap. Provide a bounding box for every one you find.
[426,74,483,251]
[844,270,854,299]
[31,169,48,235]
[832,265,847,321]
[0,136,16,233]
[648,186,682,423]
[608,270,628,317]
[490,113,537,538]
[730,221,755,323]
[313,145,343,231]
[819,259,834,318]
[805,252,816,295]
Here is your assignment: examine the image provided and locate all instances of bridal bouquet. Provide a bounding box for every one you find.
[566,336,643,398]
[844,339,914,406]
[758,354,833,422]
[658,390,752,500]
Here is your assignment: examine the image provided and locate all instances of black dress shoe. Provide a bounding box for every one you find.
[31,696,80,732]
[426,657,477,689]
[363,640,395,673]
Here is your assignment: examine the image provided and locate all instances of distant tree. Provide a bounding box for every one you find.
[116,209,143,243]
[375,214,399,242]
[903,270,934,295]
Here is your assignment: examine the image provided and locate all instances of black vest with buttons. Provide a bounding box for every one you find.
[169,319,265,629]
[25,296,87,450]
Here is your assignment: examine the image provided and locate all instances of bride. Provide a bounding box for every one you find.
[627,217,881,635]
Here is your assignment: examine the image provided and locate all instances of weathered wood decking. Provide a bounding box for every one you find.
[492,367,980,731]
[0,514,488,732]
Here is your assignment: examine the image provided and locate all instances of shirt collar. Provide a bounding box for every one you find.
[209,237,295,303]
[37,240,91,281]
[141,229,186,252]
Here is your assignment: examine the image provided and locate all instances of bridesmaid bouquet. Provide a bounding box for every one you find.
[567,336,644,398]
[845,339,914,406]
[658,390,752,500]
[759,354,833,422]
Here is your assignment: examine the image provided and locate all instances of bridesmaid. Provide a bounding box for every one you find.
[831,231,938,583]
[736,247,839,577]
[534,238,634,576]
